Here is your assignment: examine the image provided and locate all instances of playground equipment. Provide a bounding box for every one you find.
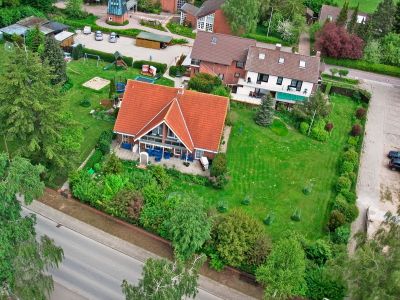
[84,53,101,66]
[103,51,128,71]
[141,65,157,77]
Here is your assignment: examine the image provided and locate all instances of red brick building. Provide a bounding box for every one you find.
[188,31,256,85]
[160,0,188,13]
[107,0,137,24]
[180,0,232,34]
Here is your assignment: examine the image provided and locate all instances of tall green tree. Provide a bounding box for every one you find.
[336,1,349,26]
[371,0,396,38]
[347,3,359,33]
[121,255,206,300]
[25,25,45,53]
[293,91,332,121]
[0,153,64,299]
[394,1,400,33]
[66,0,84,18]
[21,0,56,11]
[255,94,275,127]
[165,195,211,261]
[0,47,82,179]
[41,36,67,84]
[222,0,261,33]
[256,235,307,299]
[272,0,305,20]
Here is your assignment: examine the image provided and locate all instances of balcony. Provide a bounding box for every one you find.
[237,78,309,97]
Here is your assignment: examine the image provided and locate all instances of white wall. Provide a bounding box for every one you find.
[237,71,314,97]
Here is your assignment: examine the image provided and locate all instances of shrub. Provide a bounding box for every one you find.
[305,239,332,266]
[108,188,144,223]
[97,130,114,155]
[340,161,355,174]
[171,38,189,45]
[209,253,225,271]
[347,136,359,147]
[340,190,357,204]
[325,122,334,132]
[311,119,329,142]
[336,175,352,192]
[188,73,222,93]
[132,60,167,74]
[291,209,301,222]
[216,201,228,213]
[355,107,367,119]
[332,197,359,223]
[328,210,346,231]
[263,213,274,225]
[69,170,101,204]
[241,196,251,206]
[343,149,359,164]
[351,124,363,136]
[331,225,350,244]
[79,99,91,107]
[305,265,346,300]
[168,65,187,77]
[211,174,228,189]
[166,22,196,39]
[150,165,172,190]
[210,153,227,177]
[102,154,123,174]
[300,122,309,135]
[84,149,103,170]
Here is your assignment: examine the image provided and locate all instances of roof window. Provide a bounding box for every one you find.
[259,53,265,60]
[299,60,306,68]
[211,36,217,44]
[278,57,284,64]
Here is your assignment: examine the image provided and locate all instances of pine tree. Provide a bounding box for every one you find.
[25,25,45,53]
[109,78,116,99]
[336,1,349,27]
[41,36,67,84]
[347,3,359,33]
[371,0,396,38]
[393,1,400,33]
[255,94,275,127]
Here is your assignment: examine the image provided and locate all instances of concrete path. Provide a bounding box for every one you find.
[23,200,257,300]
[349,81,400,251]
[298,32,310,56]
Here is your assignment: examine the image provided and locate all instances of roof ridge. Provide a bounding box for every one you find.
[197,31,255,43]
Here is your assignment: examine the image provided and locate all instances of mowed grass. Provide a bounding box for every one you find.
[172,95,357,241]
[335,0,380,13]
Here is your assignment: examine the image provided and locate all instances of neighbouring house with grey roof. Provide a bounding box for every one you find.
[180,0,232,34]
[319,5,368,25]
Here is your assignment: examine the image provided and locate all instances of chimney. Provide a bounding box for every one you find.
[316,51,321,57]
[275,43,282,51]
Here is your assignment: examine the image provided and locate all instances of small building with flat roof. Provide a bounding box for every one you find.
[54,31,75,47]
[135,32,173,49]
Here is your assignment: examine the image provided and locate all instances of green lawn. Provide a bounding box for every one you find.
[172,95,357,241]
[335,0,380,13]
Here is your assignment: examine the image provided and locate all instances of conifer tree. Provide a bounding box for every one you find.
[347,3,359,33]
[41,36,67,84]
[371,0,396,38]
[336,1,349,26]
[394,1,400,33]
[255,94,275,127]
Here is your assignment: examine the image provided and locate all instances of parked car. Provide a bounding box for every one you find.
[389,158,400,171]
[83,26,91,35]
[109,32,118,43]
[388,151,400,159]
[95,31,103,41]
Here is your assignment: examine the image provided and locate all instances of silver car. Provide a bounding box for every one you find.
[109,32,118,43]
[95,31,103,41]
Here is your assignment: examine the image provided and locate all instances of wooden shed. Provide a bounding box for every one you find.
[135,32,173,49]
[54,31,75,47]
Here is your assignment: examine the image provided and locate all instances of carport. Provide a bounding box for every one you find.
[135,32,172,50]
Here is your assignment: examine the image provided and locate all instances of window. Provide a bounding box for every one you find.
[258,53,265,60]
[276,77,283,85]
[290,79,303,91]
[191,59,200,66]
[218,73,224,80]
[257,73,269,84]
[299,60,306,68]
[167,127,176,139]
[177,0,186,10]
[145,144,152,149]
[151,124,163,136]
[247,77,252,83]
[234,72,240,78]
[122,135,129,143]
[195,149,204,159]
[236,61,244,68]
[197,14,214,32]
[211,36,218,44]
[278,57,284,64]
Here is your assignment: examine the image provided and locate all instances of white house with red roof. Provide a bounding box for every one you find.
[113,80,229,162]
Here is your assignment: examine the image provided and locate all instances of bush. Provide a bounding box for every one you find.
[132,60,167,74]
[305,265,346,300]
[331,225,350,244]
[347,136,359,147]
[83,48,133,65]
[166,22,196,39]
[150,165,172,190]
[72,44,84,60]
[107,20,129,26]
[355,107,367,119]
[332,197,359,223]
[211,174,229,189]
[325,122,334,132]
[171,38,189,45]
[79,99,91,107]
[216,201,228,213]
[263,213,274,225]
[169,65,187,77]
[209,253,225,271]
[340,161,355,174]
[291,209,301,222]
[336,175,352,192]
[340,190,357,204]
[305,239,332,266]
[300,122,309,135]
[0,6,44,28]
[69,170,101,204]
[351,124,363,136]
[188,73,223,94]
[107,188,144,223]
[84,149,103,170]
[343,149,359,164]
[328,210,346,231]
[102,153,123,174]
[241,196,251,206]
[210,153,227,177]
[97,130,113,155]
[311,119,329,142]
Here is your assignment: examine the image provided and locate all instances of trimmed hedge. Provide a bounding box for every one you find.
[132,60,167,74]
[241,33,290,46]
[324,57,400,78]
[83,48,133,65]
[84,149,103,170]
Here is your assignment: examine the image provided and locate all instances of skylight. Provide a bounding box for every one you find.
[259,53,265,60]
[278,57,284,64]
[211,36,217,44]
[299,60,306,68]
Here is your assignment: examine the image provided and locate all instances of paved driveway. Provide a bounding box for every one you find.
[350,81,400,249]
[75,32,191,65]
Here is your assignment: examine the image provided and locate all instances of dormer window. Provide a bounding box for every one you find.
[299,60,306,68]
[278,57,284,64]
[259,53,265,60]
[236,61,244,68]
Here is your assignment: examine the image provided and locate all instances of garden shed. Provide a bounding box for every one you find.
[54,31,75,47]
[135,32,172,49]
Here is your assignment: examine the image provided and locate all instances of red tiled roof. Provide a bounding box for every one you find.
[114,81,229,152]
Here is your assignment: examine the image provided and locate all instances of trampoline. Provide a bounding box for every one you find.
[134,76,156,84]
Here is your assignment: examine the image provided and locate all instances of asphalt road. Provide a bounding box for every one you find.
[23,207,221,300]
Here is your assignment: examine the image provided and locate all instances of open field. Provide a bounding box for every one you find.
[335,0,380,13]
[171,95,357,241]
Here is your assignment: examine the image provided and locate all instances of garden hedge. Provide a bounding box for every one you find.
[324,57,400,78]
[83,48,133,65]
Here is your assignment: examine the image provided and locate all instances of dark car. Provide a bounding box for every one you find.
[389,158,400,171]
[388,151,400,159]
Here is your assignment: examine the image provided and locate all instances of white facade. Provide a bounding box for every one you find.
[197,13,215,32]
[235,71,314,102]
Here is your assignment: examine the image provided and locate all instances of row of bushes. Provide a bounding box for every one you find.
[326,105,367,245]
[166,22,196,39]
[0,5,44,27]
[168,65,187,77]
[83,47,134,65]
[324,57,400,78]
[241,32,290,46]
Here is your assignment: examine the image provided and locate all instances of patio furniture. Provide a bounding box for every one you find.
[164,152,171,159]
[155,156,162,162]
[121,142,132,150]
[200,156,209,170]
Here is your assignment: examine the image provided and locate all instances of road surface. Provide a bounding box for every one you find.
[23,207,222,300]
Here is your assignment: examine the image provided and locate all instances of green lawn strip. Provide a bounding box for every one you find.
[323,57,400,78]
[171,96,356,241]
[166,22,196,39]
[242,25,290,46]
[335,0,380,13]
[321,74,359,85]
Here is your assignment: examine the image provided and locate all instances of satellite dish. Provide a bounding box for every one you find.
[4,42,14,52]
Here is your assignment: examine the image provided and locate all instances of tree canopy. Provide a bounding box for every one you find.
[222,0,261,33]
[293,90,332,121]
[41,36,67,84]
[336,0,349,27]
[370,0,396,38]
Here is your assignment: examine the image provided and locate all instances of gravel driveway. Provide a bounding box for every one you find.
[350,81,400,250]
